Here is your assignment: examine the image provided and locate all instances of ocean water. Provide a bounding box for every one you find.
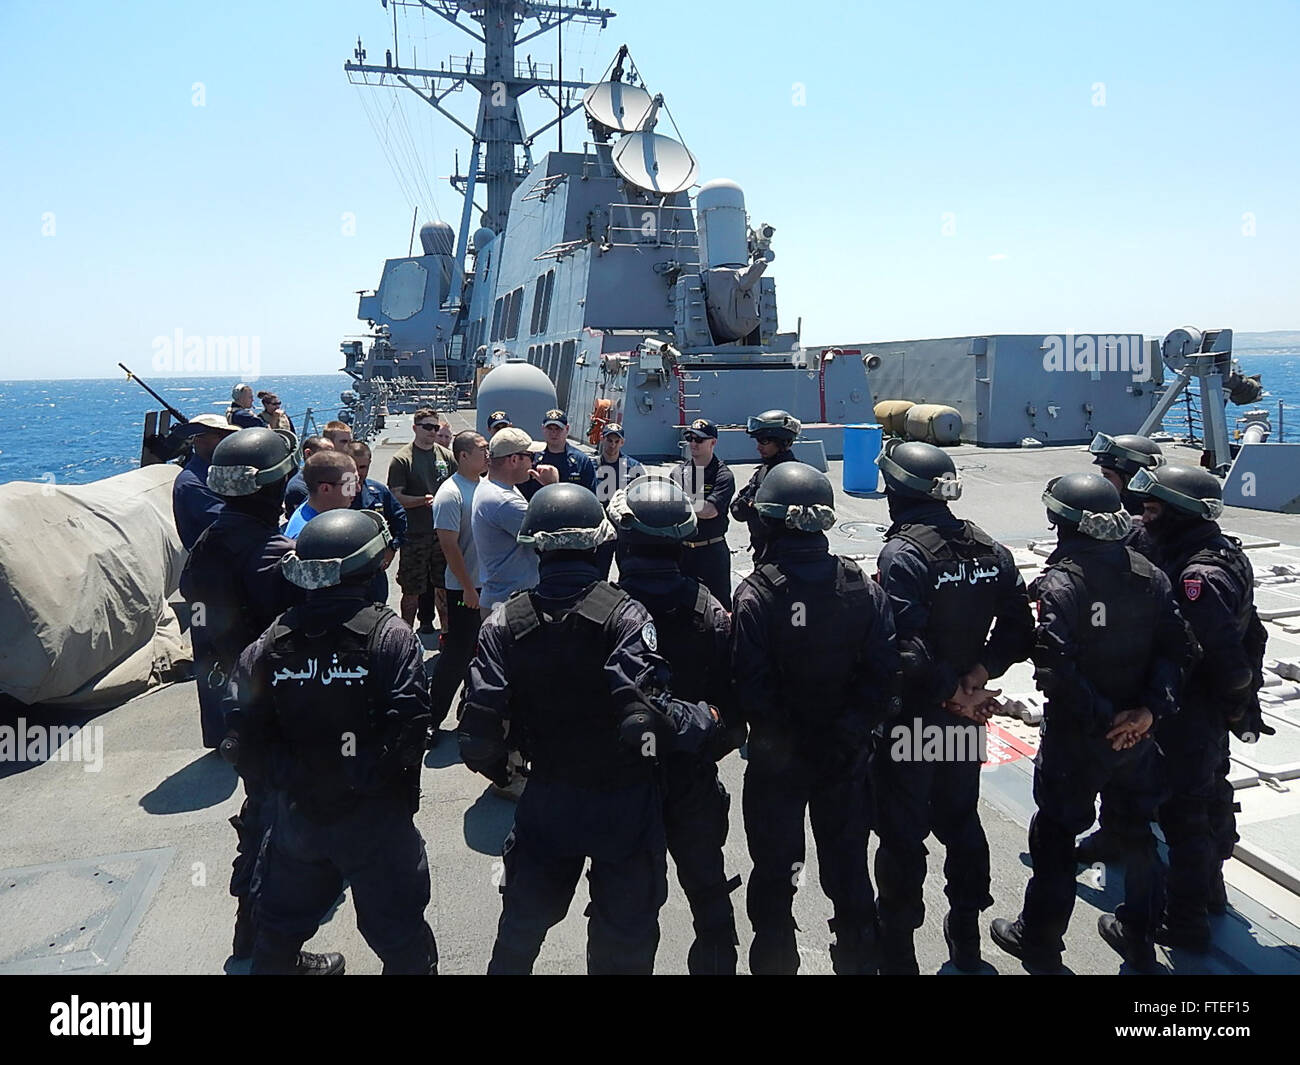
[0,375,353,486]
[1,357,1297,487]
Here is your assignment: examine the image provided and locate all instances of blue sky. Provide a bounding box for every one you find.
[1,0,1296,380]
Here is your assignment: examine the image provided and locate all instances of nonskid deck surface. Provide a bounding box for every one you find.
[2,412,1298,974]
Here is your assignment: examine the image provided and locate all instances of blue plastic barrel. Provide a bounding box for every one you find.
[842,423,883,494]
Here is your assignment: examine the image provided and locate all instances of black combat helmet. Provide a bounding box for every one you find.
[281,509,392,589]
[1042,472,1129,541]
[746,409,801,445]
[608,477,698,547]
[517,483,614,552]
[1089,432,1164,476]
[207,426,298,497]
[754,462,836,532]
[876,439,961,501]
[1125,464,1225,521]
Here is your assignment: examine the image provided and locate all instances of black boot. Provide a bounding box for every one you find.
[828,919,880,976]
[252,928,346,975]
[748,924,799,976]
[687,934,739,976]
[1098,914,1158,973]
[944,911,982,973]
[687,915,739,976]
[231,897,255,961]
[877,924,918,976]
[293,951,346,975]
[989,917,1061,972]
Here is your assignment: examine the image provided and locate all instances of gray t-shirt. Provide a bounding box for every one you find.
[432,472,481,591]
[471,476,538,608]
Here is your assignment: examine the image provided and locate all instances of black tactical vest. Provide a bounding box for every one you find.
[636,581,714,706]
[1049,547,1160,709]
[887,521,1001,677]
[502,581,650,789]
[746,557,875,722]
[184,521,269,666]
[263,603,392,820]
[1185,534,1263,686]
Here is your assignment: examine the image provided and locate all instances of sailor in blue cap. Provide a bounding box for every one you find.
[521,408,597,501]
[593,422,645,579]
[669,418,736,610]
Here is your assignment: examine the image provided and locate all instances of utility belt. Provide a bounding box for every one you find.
[684,536,727,548]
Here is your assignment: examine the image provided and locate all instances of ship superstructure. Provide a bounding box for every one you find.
[336,1,1182,462]
[338,0,886,453]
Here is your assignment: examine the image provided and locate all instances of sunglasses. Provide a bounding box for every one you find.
[416,422,439,431]
[754,435,781,446]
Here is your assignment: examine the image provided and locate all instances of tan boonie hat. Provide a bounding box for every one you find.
[488,427,546,459]
[187,414,240,434]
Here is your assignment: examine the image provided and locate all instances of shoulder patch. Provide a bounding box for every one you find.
[1183,576,1202,602]
[641,620,658,652]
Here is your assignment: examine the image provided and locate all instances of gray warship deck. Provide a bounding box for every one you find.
[3,411,1299,975]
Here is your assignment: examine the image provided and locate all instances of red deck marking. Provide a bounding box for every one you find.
[982,721,1038,769]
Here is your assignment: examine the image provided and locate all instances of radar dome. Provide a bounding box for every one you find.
[476,360,559,440]
[419,220,455,257]
[696,179,748,269]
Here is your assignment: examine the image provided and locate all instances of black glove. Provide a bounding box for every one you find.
[1227,694,1276,744]
[459,702,511,780]
[706,720,747,762]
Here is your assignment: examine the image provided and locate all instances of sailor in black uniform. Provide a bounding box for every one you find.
[669,418,736,609]
[729,409,802,561]
[459,484,717,974]
[237,509,435,975]
[1073,432,1167,866]
[179,425,300,959]
[610,477,743,974]
[732,462,900,975]
[872,440,1034,973]
[990,474,1184,974]
[1128,463,1270,951]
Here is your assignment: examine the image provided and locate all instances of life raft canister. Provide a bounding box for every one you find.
[588,398,615,445]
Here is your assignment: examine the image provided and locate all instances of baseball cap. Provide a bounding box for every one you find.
[488,427,546,459]
[601,422,625,439]
[184,413,240,436]
[487,410,512,430]
[683,418,718,440]
[542,409,568,428]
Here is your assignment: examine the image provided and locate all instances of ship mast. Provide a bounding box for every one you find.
[346,0,616,272]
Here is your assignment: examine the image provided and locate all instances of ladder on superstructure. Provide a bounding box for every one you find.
[678,369,702,427]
